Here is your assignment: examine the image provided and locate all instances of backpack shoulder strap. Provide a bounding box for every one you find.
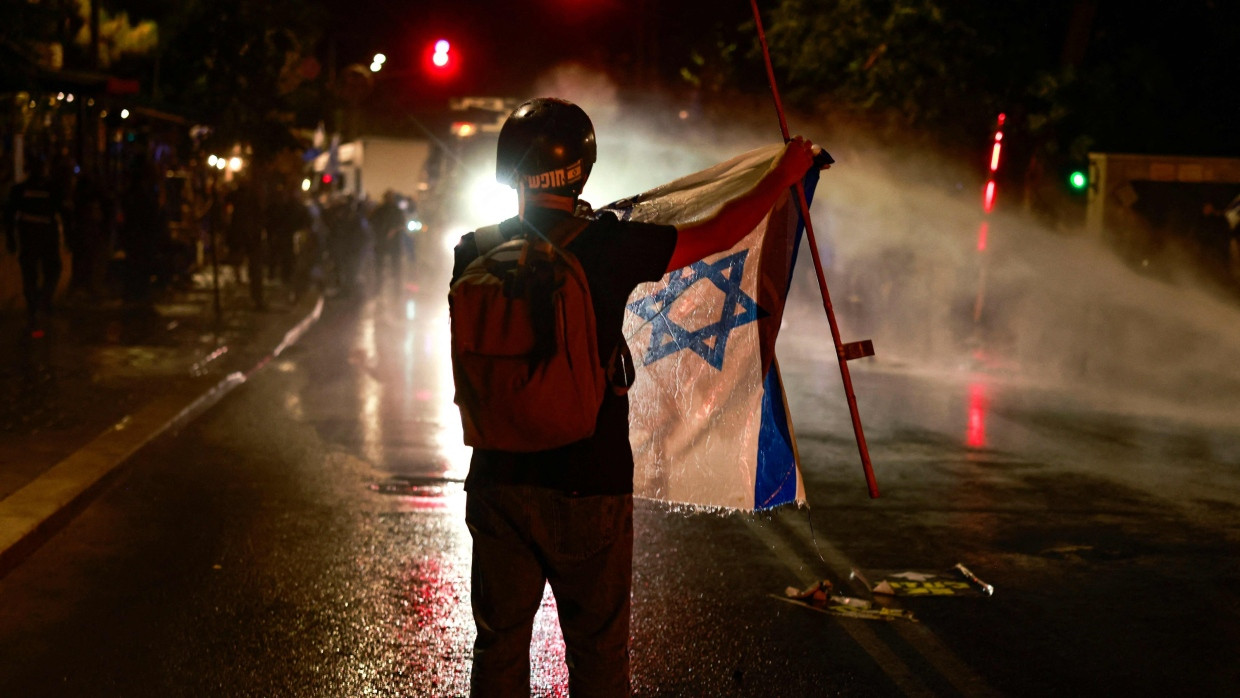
[476,215,591,261]
[550,216,590,249]
[473,224,505,255]
[518,215,590,259]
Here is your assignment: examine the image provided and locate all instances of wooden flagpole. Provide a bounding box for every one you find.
[749,0,881,498]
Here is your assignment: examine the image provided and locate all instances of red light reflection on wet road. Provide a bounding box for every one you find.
[396,554,473,693]
[385,486,570,693]
[966,381,989,449]
[531,587,570,696]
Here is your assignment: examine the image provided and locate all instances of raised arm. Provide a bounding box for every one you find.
[665,136,819,272]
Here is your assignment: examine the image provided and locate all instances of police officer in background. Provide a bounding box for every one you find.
[451,98,819,696]
[5,157,64,331]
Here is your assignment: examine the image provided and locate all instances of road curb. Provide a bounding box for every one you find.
[0,295,325,580]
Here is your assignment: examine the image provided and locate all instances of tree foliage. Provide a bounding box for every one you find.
[754,0,1239,162]
[0,0,80,88]
[760,0,1065,151]
[154,0,327,161]
[766,0,984,132]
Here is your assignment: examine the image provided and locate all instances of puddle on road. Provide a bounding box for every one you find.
[369,477,466,511]
[1039,543,1134,562]
[369,476,464,497]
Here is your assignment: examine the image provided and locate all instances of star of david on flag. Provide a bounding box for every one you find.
[626,250,768,371]
[602,144,824,511]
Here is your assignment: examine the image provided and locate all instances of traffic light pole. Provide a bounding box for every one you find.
[749,0,881,499]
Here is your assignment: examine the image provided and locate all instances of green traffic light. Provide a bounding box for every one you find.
[1069,170,1088,190]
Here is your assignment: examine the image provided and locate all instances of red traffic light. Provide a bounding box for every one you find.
[432,40,450,67]
[424,38,459,80]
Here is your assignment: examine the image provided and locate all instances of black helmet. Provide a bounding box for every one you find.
[496,98,596,195]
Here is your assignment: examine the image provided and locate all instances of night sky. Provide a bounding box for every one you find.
[322,0,749,95]
[104,0,1236,157]
[317,0,1236,157]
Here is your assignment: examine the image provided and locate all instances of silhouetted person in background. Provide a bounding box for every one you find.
[6,157,64,330]
[119,160,165,306]
[325,194,368,298]
[69,171,109,297]
[227,174,266,309]
[368,189,405,301]
[266,183,308,298]
[297,191,330,296]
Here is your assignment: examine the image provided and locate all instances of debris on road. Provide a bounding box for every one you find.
[783,578,833,604]
[775,579,917,622]
[855,565,994,597]
[954,562,995,596]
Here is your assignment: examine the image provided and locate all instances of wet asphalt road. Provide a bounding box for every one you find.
[1,268,1239,696]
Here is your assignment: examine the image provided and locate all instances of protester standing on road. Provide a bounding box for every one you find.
[69,171,109,297]
[5,157,64,331]
[325,194,368,298]
[227,173,266,309]
[368,189,406,301]
[266,183,310,300]
[450,97,819,697]
[119,159,166,306]
[298,191,330,296]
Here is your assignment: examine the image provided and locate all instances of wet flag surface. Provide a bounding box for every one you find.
[603,144,821,510]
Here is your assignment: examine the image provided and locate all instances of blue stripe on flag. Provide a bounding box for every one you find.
[784,167,820,296]
[755,365,798,509]
[753,169,822,509]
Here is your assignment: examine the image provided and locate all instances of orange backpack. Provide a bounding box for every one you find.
[449,216,607,452]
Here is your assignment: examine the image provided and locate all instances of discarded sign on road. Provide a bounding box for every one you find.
[853,565,995,597]
[774,579,917,622]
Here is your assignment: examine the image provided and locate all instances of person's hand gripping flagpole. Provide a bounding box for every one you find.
[749,0,881,498]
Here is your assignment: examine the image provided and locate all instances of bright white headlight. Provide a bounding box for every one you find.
[464,174,516,229]
[444,226,469,254]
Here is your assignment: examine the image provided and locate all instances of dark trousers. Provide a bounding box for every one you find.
[466,486,633,697]
[18,236,61,322]
[374,241,402,299]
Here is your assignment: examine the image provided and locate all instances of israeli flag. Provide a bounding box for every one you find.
[604,144,820,511]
